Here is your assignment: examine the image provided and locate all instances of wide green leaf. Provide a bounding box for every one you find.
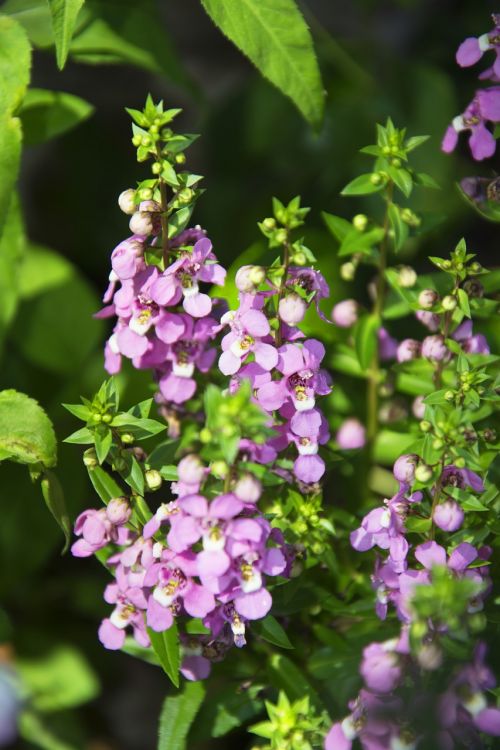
[0,14,31,111]
[0,114,22,239]
[158,681,205,750]
[0,390,56,467]
[0,195,25,352]
[41,470,71,552]
[257,614,294,649]
[19,88,94,144]
[200,0,324,127]
[87,464,123,504]
[47,0,85,69]
[148,623,181,688]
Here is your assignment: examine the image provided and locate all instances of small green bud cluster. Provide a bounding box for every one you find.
[250,693,328,750]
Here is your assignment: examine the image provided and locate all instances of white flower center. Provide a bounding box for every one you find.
[173,360,195,378]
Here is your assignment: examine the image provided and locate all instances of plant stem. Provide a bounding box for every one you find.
[155,144,169,262]
[367,182,393,448]
[433,279,458,388]
[275,236,291,347]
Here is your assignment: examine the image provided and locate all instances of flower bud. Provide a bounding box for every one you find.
[211,460,229,479]
[340,261,356,281]
[235,265,265,292]
[278,293,307,325]
[370,172,383,185]
[393,454,418,484]
[331,299,358,328]
[234,473,262,503]
[419,420,432,432]
[483,428,497,443]
[418,289,439,309]
[291,250,307,265]
[336,418,366,450]
[412,395,426,419]
[262,217,276,231]
[106,497,132,525]
[417,642,443,671]
[118,189,136,214]
[129,211,154,236]
[444,390,455,401]
[421,335,448,362]
[120,432,135,445]
[145,469,162,491]
[396,339,421,363]
[433,500,464,532]
[397,265,417,288]
[415,310,440,332]
[151,162,162,175]
[442,294,457,311]
[175,153,186,165]
[275,228,287,244]
[415,463,433,483]
[352,213,368,231]
[199,428,212,443]
[83,448,98,467]
[463,280,484,298]
[177,188,194,205]
[178,454,205,484]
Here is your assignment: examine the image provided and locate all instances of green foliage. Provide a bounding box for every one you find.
[148,623,181,688]
[19,88,94,144]
[41,470,71,552]
[250,692,327,750]
[157,681,205,750]
[200,0,324,127]
[47,0,85,69]
[0,389,56,467]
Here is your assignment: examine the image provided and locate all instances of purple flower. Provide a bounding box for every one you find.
[256,339,331,413]
[421,334,448,362]
[441,465,485,493]
[442,90,500,160]
[415,310,440,332]
[336,418,366,449]
[287,266,330,321]
[278,293,307,325]
[456,16,500,81]
[219,295,278,376]
[433,500,464,532]
[378,327,398,361]
[331,299,358,328]
[453,320,490,355]
[393,454,418,484]
[360,641,402,694]
[150,238,226,317]
[71,507,130,557]
[396,339,421,363]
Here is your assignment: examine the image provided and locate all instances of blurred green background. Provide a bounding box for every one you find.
[0,0,499,747]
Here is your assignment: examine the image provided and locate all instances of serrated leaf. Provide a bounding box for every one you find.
[41,470,70,552]
[47,0,85,69]
[341,173,384,196]
[200,0,324,128]
[354,314,380,370]
[157,681,205,750]
[148,623,180,687]
[0,390,56,467]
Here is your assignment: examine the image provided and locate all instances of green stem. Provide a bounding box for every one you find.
[275,236,291,347]
[155,144,169,262]
[366,182,393,448]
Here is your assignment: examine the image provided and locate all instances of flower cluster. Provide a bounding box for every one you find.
[220,197,332,485]
[72,453,290,681]
[326,455,500,749]
[443,13,500,160]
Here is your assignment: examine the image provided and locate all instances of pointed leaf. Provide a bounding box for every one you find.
[87,465,123,504]
[200,0,324,127]
[41,470,70,552]
[157,681,205,750]
[148,623,180,687]
[47,0,85,69]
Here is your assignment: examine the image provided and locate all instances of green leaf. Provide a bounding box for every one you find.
[338,226,384,257]
[0,114,22,242]
[62,402,92,421]
[94,427,112,464]
[63,426,94,444]
[47,0,85,69]
[341,173,384,196]
[321,212,352,242]
[148,623,180,687]
[457,288,471,318]
[200,0,324,128]
[68,0,191,88]
[18,645,99,711]
[121,637,161,666]
[267,654,323,710]
[18,711,78,750]
[405,516,432,533]
[387,203,409,252]
[373,430,416,465]
[354,314,380,370]
[147,440,179,470]
[405,135,429,152]
[122,453,144,495]
[0,390,56,467]
[0,195,25,352]
[87,465,123,504]
[41,470,70,552]
[1,0,55,48]
[19,87,94,144]
[11,254,104,374]
[257,615,294,649]
[157,681,205,750]
[0,14,32,112]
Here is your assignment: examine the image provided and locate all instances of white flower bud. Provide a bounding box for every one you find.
[129,211,154,236]
[118,189,136,215]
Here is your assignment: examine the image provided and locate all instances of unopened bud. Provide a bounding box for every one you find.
[262,217,276,231]
[419,420,432,432]
[397,265,417,288]
[106,497,131,525]
[468,261,482,275]
[83,448,98,467]
[145,469,162,491]
[211,460,229,479]
[235,265,266,293]
[151,162,162,175]
[417,642,443,671]
[234,473,262,503]
[118,189,136,215]
[415,463,433,483]
[199,428,212,443]
[442,294,457,311]
[370,172,383,185]
[120,433,134,445]
[275,228,287,244]
[331,299,358,328]
[129,211,154,236]
[483,428,497,443]
[352,213,368,232]
[177,188,193,205]
[278,293,307,325]
[175,153,186,165]
[418,289,439,309]
[340,261,356,281]
[444,390,455,401]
